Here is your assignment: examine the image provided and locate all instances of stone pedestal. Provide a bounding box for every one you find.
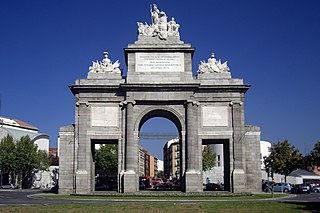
[75,170,91,194]
[232,169,246,193]
[123,171,138,193]
[185,171,202,192]
[58,125,75,195]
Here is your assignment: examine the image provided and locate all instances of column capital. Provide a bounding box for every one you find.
[229,101,243,107]
[119,100,136,107]
[76,101,89,107]
[185,100,200,107]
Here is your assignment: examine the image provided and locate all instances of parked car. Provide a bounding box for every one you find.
[95,183,109,191]
[311,185,320,193]
[139,181,145,190]
[0,184,14,189]
[291,184,310,194]
[204,183,222,191]
[50,184,59,193]
[262,180,270,192]
[154,182,175,190]
[274,183,292,192]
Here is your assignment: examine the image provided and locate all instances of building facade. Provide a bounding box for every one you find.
[163,138,180,179]
[0,116,49,152]
[138,147,158,178]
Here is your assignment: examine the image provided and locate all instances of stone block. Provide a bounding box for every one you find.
[123,171,138,193]
[185,171,202,192]
[232,169,246,193]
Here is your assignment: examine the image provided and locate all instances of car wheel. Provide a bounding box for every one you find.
[314,189,319,193]
[284,188,289,193]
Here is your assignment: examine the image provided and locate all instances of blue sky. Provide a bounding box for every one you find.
[1,0,319,159]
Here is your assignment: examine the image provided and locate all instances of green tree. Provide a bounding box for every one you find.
[263,155,274,179]
[0,135,17,183]
[0,135,50,188]
[310,140,320,166]
[16,136,50,188]
[202,145,216,171]
[95,144,118,176]
[269,140,303,182]
[304,140,320,171]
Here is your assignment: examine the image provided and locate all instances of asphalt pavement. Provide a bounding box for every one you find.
[0,189,320,206]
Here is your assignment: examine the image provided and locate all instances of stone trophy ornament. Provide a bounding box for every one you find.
[88,52,121,74]
[137,4,180,40]
[197,53,230,74]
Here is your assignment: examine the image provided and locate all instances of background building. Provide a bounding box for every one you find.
[163,138,180,179]
[0,116,49,151]
[0,116,55,189]
[138,146,158,178]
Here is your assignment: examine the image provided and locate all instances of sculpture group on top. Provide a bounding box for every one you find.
[88,52,121,74]
[137,4,180,40]
[197,53,230,74]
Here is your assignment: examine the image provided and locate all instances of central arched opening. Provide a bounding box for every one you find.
[137,109,183,191]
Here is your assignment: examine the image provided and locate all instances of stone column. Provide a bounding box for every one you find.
[185,100,202,192]
[186,101,196,171]
[231,102,246,193]
[125,101,136,171]
[123,100,138,192]
[75,101,92,194]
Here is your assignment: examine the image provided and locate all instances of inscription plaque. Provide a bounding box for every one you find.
[91,106,118,127]
[202,106,229,127]
[135,52,184,72]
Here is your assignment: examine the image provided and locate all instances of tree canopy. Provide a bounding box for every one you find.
[0,135,16,176]
[264,140,303,182]
[0,135,50,188]
[310,140,320,166]
[95,144,118,176]
[202,145,216,171]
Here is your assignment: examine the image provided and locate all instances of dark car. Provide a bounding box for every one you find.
[50,184,59,193]
[154,182,175,190]
[291,184,310,194]
[95,183,109,191]
[139,181,145,190]
[204,183,222,191]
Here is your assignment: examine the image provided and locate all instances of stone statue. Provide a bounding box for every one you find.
[150,4,160,26]
[197,53,230,74]
[168,17,180,36]
[137,4,180,40]
[89,52,121,74]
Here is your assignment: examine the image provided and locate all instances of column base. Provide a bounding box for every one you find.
[232,169,246,193]
[123,170,138,193]
[75,170,92,194]
[185,170,202,192]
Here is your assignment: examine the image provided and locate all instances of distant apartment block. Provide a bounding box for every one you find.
[139,146,158,178]
[163,138,180,179]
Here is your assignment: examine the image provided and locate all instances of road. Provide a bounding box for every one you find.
[0,189,320,206]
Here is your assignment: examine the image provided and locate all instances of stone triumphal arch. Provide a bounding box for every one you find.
[59,5,261,194]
